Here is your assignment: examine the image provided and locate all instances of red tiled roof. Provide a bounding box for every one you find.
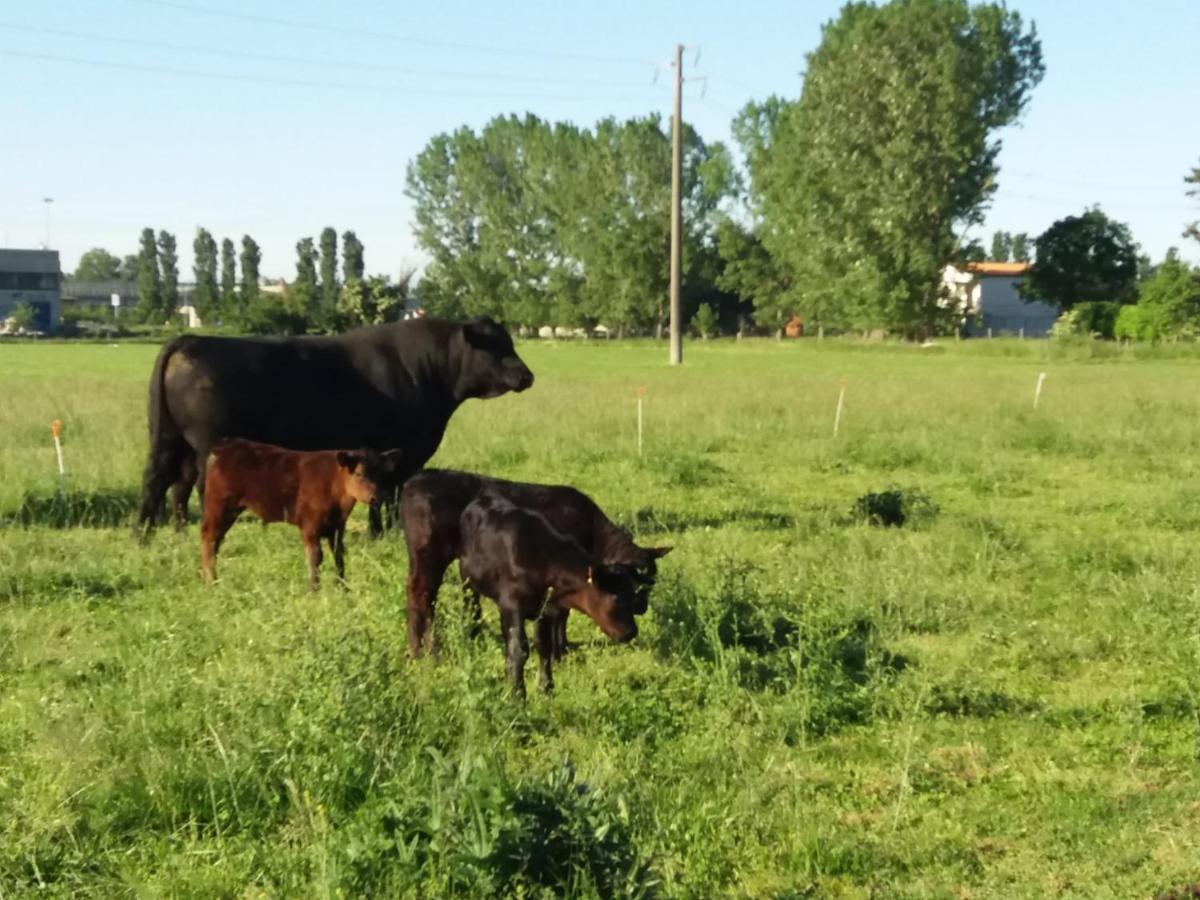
[966,261,1032,276]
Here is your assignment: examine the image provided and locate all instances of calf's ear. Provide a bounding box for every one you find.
[382,449,405,472]
[645,546,673,559]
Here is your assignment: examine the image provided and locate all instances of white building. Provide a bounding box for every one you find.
[942,261,1059,337]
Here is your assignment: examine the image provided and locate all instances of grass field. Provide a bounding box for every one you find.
[3,337,1200,898]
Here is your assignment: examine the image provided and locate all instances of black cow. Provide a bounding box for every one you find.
[400,468,671,657]
[136,317,533,537]
[459,490,641,697]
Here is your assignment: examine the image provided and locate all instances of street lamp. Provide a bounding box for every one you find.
[43,197,53,249]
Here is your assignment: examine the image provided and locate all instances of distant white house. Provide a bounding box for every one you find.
[942,261,1059,337]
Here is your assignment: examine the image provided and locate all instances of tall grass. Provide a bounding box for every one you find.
[3,337,1200,896]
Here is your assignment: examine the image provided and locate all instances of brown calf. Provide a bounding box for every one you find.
[200,439,400,590]
[459,490,641,698]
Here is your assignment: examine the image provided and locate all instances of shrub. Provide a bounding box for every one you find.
[1072,301,1120,339]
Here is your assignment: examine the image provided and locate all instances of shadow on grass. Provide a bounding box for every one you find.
[3,488,140,529]
[632,506,796,533]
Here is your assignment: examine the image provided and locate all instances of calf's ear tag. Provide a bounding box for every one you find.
[586,566,593,584]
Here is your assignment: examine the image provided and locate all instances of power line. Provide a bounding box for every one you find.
[1003,169,1186,194]
[0,22,648,88]
[124,0,649,66]
[0,47,665,103]
[993,189,1193,212]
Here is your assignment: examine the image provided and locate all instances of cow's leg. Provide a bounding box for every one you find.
[171,454,198,533]
[329,527,347,587]
[500,604,529,700]
[535,616,556,695]
[137,437,189,540]
[407,550,450,657]
[303,530,323,592]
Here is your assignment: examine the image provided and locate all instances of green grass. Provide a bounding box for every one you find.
[3,337,1200,897]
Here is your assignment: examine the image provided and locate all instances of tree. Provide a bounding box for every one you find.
[72,248,123,281]
[1010,232,1031,262]
[989,231,1012,262]
[120,254,139,281]
[336,269,415,329]
[1186,159,1199,247]
[292,237,320,318]
[220,238,237,310]
[342,231,365,282]
[1026,207,1139,309]
[741,0,1044,338]
[692,302,717,339]
[7,302,37,333]
[407,113,732,334]
[158,231,179,317]
[192,228,220,321]
[715,219,791,333]
[135,227,161,322]
[1135,251,1200,338]
[240,236,262,306]
[319,226,339,318]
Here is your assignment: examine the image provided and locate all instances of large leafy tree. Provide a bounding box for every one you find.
[72,248,123,281]
[158,231,179,317]
[1026,207,1139,309]
[220,238,237,311]
[192,228,220,321]
[407,113,731,333]
[744,0,1044,338]
[1010,232,1031,262]
[135,228,161,322]
[1136,250,1200,337]
[1186,159,1199,247]
[240,236,262,306]
[319,226,339,317]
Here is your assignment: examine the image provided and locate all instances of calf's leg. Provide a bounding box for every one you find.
[303,530,324,592]
[535,616,556,694]
[200,499,241,584]
[553,611,570,660]
[406,551,449,657]
[500,605,529,700]
[329,527,347,586]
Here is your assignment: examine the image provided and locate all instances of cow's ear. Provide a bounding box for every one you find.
[645,546,673,559]
[462,318,502,349]
[336,451,361,471]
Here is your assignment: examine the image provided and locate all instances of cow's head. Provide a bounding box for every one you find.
[337,448,404,506]
[566,564,640,644]
[454,317,534,400]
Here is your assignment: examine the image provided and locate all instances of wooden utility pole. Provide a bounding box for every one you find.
[669,43,683,366]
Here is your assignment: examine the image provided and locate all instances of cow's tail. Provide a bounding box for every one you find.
[136,336,189,538]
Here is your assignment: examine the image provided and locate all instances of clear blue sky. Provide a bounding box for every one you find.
[1,0,1197,279]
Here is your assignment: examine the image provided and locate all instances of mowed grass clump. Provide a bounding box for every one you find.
[3,338,1200,896]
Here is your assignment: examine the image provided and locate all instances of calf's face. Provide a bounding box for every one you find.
[337,449,402,506]
[570,565,640,643]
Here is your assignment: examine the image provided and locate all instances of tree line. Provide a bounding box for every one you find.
[405,0,1046,339]
[65,0,1199,342]
[71,227,410,335]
